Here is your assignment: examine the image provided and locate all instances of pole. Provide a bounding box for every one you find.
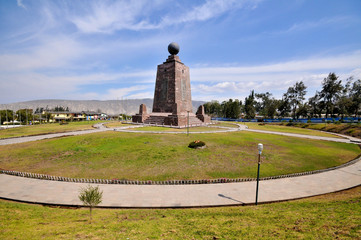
[5,109,8,129]
[255,152,261,205]
[187,111,189,136]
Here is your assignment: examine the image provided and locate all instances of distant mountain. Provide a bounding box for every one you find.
[0,99,206,115]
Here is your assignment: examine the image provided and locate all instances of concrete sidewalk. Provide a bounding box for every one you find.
[0,158,360,207]
[244,128,360,144]
[0,123,360,207]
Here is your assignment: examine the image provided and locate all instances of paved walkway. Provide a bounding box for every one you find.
[0,123,111,146]
[244,128,361,144]
[0,123,360,207]
[0,159,360,207]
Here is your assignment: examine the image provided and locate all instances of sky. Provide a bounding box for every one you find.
[0,0,360,104]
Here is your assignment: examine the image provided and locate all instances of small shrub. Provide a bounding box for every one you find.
[188,140,206,149]
[79,185,103,223]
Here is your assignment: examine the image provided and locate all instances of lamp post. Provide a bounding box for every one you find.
[255,143,263,205]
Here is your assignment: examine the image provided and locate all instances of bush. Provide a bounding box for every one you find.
[188,140,206,149]
[78,185,103,223]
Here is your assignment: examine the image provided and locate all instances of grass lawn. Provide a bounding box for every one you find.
[130,126,225,132]
[0,131,359,181]
[104,122,134,128]
[297,123,361,138]
[0,186,360,239]
[0,121,106,139]
[243,122,344,138]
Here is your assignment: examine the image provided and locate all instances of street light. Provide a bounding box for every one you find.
[255,143,263,205]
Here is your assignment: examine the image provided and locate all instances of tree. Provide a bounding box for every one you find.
[0,110,14,125]
[335,77,353,118]
[204,101,222,117]
[296,103,309,119]
[255,92,278,119]
[350,79,361,117]
[283,81,307,119]
[78,185,103,223]
[16,109,33,124]
[278,96,291,118]
[244,90,256,119]
[220,99,241,119]
[308,91,322,118]
[319,73,343,118]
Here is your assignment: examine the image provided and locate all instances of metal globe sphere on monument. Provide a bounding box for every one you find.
[168,42,180,55]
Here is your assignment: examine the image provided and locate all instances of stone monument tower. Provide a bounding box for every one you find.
[132,42,210,127]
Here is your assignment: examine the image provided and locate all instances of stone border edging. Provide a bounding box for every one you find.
[1,156,360,185]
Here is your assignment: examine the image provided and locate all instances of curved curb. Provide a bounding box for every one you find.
[112,123,242,134]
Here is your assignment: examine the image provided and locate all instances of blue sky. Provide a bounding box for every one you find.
[0,0,360,104]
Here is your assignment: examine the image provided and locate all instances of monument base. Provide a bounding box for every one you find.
[132,112,210,128]
[132,103,211,128]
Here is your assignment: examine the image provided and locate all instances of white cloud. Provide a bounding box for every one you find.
[17,0,26,9]
[190,50,361,83]
[286,16,356,33]
[69,0,260,33]
[189,51,361,101]
[0,36,86,71]
[163,0,258,25]
[105,85,149,99]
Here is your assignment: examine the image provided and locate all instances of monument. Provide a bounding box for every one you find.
[132,42,210,127]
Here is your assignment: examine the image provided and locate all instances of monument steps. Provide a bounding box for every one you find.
[144,115,167,125]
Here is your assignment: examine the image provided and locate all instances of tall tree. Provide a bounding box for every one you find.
[284,81,307,119]
[221,99,242,119]
[255,92,278,119]
[244,90,256,119]
[350,79,361,117]
[308,91,322,118]
[319,73,343,118]
[204,100,222,117]
[335,77,353,118]
[278,95,291,118]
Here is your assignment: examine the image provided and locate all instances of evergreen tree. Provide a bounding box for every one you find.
[319,73,343,118]
[244,90,256,119]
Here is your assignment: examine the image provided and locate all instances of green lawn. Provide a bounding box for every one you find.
[0,121,106,139]
[130,126,225,132]
[243,122,344,138]
[104,122,134,128]
[1,186,360,239]
[0,131,359,181]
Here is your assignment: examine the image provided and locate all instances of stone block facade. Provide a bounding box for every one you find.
[132,45,210,127]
